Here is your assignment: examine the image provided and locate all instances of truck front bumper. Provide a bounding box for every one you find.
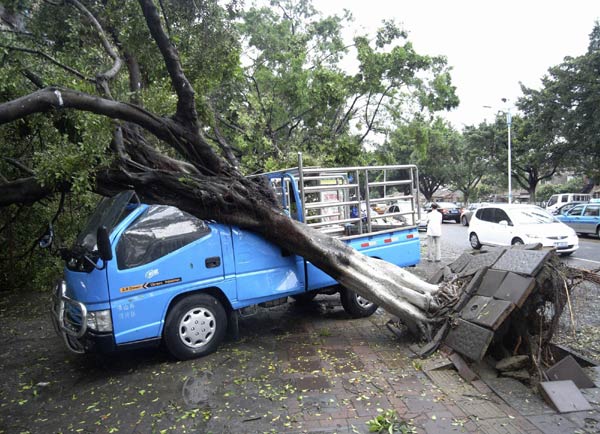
[51,280,115,354]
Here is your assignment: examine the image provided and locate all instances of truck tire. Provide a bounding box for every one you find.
[340,288,378,318]
[164,293,227,360]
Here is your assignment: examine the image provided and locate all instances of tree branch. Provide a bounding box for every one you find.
[138,0,197,125]
[2,45,91,81]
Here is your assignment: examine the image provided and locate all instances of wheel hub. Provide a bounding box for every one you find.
[179,307,216,349]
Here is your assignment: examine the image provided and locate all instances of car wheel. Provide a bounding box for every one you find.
[291,291,318,303]
[340,288,378,318]
[469,232,482,249]
[597,226,600,239]
[461,216,468,226]
[511,238,524,246]
[164,293,227,360]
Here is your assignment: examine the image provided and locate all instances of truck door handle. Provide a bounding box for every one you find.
[205,256,221,268]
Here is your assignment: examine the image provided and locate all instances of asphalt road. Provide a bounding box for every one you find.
[437,221,600,270]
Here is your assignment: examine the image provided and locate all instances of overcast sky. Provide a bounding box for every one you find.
[316,0,600,128]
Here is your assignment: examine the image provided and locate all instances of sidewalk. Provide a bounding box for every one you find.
[1,252,599,433]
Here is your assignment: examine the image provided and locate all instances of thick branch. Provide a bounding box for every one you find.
[138,0,197,125]
[0,176,57,206]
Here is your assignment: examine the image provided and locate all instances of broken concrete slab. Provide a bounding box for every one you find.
[444,319,494,361]
[477,269,508,297]
[492,249,550,276]
[496,355,530,372]
[469,298,515,330]
[493,272,536,308]
[539,380,593,413]
[459,249,506,277]
[460,295,491,322]
[449,352,478,382]
[448,252,473,274]
[545,355,595,389]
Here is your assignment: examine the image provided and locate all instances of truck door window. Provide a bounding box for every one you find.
[116,205,210,269]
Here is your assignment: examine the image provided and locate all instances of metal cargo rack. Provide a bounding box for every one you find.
[256,153,421,238]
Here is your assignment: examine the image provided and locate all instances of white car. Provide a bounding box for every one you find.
[468,204,579,256]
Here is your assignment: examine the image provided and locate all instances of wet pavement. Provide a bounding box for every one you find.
[1,243,599,433]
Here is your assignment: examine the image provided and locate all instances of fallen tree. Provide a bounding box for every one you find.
[0,1,587,356]
[0,0,447,337]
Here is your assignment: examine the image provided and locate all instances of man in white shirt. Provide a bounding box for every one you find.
[426,203,442,262]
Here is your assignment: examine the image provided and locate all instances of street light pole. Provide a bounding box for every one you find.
[506,106,512,204]
[484,99,513,203]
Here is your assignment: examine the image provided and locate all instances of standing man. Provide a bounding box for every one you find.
[426,203,442,262]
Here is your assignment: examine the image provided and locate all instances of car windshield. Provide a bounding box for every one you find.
[74,191,140,251]
[511,208,558,225]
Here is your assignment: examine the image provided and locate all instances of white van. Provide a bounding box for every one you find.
[545,193,590,212]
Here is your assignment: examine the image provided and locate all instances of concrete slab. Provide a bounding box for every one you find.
[460,250,506,277]
[477,270,508,297]
[470,299,515,331]
[493,272,536,308]
[492,249,550,276]
[539,380,593,413]
[444,319,495,361]
[460,295,491,322]
[545,355,595,389]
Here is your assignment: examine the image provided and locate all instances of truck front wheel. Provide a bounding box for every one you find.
[340,288,378,318]
[164,293,227,360]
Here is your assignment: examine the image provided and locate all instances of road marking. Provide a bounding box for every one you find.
[569,257,600,266]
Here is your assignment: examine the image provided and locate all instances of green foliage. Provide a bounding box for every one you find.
[216,0,457,174]
[518,21,600,180]
[378,116,457,200]
[366,409,416,433]
[537,178,588,202]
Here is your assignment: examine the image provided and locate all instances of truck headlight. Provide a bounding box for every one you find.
[86,310,113,332]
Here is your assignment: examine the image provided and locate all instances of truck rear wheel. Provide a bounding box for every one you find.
[340,288,378,318]
[164,293,227,360]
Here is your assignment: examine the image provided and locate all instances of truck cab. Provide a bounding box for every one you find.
[51,157,421,360]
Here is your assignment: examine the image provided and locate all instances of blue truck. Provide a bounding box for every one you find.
[51,156,422,360]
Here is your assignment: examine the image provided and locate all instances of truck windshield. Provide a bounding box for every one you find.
[74,191,140,251]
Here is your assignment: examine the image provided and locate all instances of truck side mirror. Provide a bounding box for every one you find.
[96,226,113,262]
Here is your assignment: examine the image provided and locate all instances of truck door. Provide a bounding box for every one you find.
[231,174,306,304]
[106,205,225,345]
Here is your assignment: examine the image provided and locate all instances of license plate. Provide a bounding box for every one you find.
[554,241,568,248]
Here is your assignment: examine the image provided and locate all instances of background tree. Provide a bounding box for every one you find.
[520,22,600,182]
[447,125,489,205]
[378,116,455,201]
[213,0,458,172]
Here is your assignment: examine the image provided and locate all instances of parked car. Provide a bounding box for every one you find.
[384,199,417,225]
[468,204,578,256]
[460,202,489,226]
[556,202,600,238]
[552,201,585,216]
[424,202,462,223]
